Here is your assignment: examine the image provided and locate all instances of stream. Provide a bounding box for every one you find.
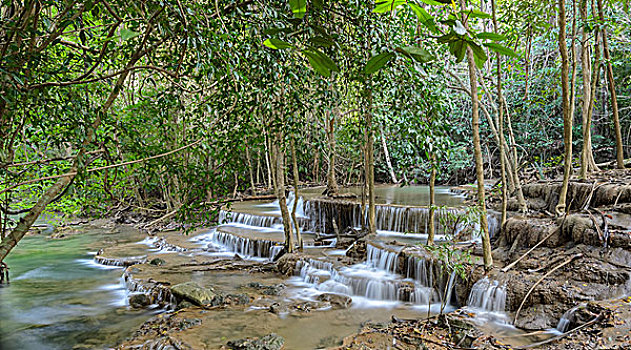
[0,185,546,349]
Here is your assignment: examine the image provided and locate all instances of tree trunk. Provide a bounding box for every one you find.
[364,84,376,235]
[427,156,436,245]
[579,0,598,178]
[246,145,255,192]
[380,127,398,183]
[597,0,625,169]
[326,109,339,195]
[556,0,573,216]
[272,132,294,253]
[460,0,492,269]
[290,137,303,251]
[492,0,508,226]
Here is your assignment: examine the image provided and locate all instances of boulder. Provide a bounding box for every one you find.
[170,282,215,306]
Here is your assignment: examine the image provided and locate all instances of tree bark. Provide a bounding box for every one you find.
[290,137,303,251]
[597,0,625,169]
[460,0,492,269]
[272,132,294,253]
[364,84,376,235]
[427,154,436,245]
[579,0,598,178]
[381,127,398,183]
[556,0,573,216]
[492,0,508,226]
[326,109,339,195]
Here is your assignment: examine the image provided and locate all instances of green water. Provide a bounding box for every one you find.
[0,227,155,350]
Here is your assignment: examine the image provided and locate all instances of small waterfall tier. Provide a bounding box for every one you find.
[194,229,284,260]
[556,304,584,332]
[305,199,500,239]
[293,244,455,306]
[466,277,507,313]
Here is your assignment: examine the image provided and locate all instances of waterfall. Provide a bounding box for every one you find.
[294,246,455,306]
[556,304,583,332]
[219,210,281,228]
[366,244,399,273]
[467,277,507,312]
[202,230,283,260]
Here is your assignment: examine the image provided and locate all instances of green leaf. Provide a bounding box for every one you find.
[120,28,139,41]
[289,0,307,18]
[462,9,491,19]
[365,52,395,74]
[397,46,435,63]
[476,32,506,41]
[308,36,334,47]
[408,4,438,34]
[302,49,339,77]
[448,40,466,62]
[263,38,294,49]
[373,0,407,13]
[469,42,487,68]
[484,42,519,57]
[417,0,444,5]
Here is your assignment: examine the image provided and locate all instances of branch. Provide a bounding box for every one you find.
[0,139,203,195]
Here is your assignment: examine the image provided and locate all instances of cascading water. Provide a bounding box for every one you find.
[293,244,454,307]
[467,277,507,313]
[556,304,584,332]
[194,229,284,260]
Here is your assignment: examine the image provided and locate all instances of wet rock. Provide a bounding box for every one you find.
[129,293,150,308]
[214,293,251,306]
[345,240,366,259]
[170,282,216,306]
[275,253,302,275]
[149,258,167,266]
[268,302,289,314]
[226,333,285,350]
[245,282,285,296]
[317,292,352,309]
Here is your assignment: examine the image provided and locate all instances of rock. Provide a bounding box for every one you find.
[317,293,352,309]
[214,293,251,306]
[170,282,215,306]
[245,282,285,296]
[129,293,150,308]
[227,333,285,350]
[275,253,302,275]
[345,240,366,259]
[149,258,166,266]
[268,302,289,315]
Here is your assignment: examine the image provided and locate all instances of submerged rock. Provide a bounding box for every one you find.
[317,292,352,309]
[226,333,285,350]
[170,282,216,306]
[129,293,151,308]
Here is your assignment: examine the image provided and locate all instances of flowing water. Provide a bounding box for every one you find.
[0,185,535,349]
[0,227,156,350]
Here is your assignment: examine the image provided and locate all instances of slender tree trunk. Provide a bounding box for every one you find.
[364,84,376,235]
[380,128,398,183]
[556,0,573,216]
[326,110,339,195]
[427,155,436,245]
[460,0,492,269]
[492,0,508,226]
[579,0,597,178]
[246,145,255,192]
[290,137,303,251]
[272,132,294,253]
[597,0,625,168]
[587,0,602,173]
[264,129,273,189]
